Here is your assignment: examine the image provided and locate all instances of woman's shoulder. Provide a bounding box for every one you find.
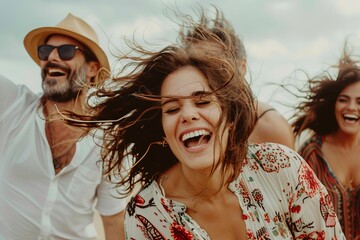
[129,181,159,201]
[298,134,322,157]
[242,143,322,197]
[245,143,303,173]
[299,134,321,148]
[125,181,160,217]
[248,142,300,161]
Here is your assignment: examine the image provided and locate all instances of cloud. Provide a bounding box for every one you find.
[267,0,295,13]
[3,0,360,117]
[335,0,360,15]
[292,38,331,59]
[246,39,288,59]
[107,17,171,40]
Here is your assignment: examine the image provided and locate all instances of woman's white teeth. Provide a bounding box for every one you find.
[343,114,359,121]
[181,129,209,142]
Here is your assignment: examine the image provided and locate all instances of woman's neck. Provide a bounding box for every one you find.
[161,163,232,201]
[327,130,360,149]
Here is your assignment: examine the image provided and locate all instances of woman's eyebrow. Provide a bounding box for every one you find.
[161,98,177,106]
[161,90,211,106]
[193,90,210,97]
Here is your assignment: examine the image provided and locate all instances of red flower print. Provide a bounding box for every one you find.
[170,222,193,240]
[291,204,301,214]
[239,180,250,199]
[161,198,171,213]
[134,195,145,204]
[252,189,264,210]
[247,230,256,240]
[255,144,290,173]
[252,189,263,202]
[264,213,270,223]
[249,212,256,221]
[266,152,277,163]
[298,162,321,197]
[295,230,325,240]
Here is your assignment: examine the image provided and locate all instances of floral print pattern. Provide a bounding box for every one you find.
[124,143,345,239]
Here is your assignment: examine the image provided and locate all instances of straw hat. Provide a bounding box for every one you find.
[23,13,110,73]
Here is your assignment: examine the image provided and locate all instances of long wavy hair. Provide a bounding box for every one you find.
[291,51,360,137]
[66,7,256,196]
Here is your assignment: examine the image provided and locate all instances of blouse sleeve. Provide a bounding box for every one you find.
[124,197,152,240]
[124,186,173,240]
[283,148,345,239]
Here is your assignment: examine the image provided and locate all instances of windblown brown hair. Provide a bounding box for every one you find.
[292,50,360,137]
[66,6,256,197]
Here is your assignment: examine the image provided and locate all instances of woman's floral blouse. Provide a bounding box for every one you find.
[124,143,345,239]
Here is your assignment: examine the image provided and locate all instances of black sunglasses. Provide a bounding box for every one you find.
[37,44,84,61]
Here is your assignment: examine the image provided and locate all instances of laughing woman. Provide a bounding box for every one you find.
[67,7,345,239]
[292,52,360,240]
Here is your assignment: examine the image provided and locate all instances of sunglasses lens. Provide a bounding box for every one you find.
[58,45,76,60]
[37,45,78,61]
[38,45,54,60]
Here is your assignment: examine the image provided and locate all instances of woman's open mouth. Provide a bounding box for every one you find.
[181,129,212,149]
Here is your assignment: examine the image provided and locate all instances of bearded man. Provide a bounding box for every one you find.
[0,13,125,240]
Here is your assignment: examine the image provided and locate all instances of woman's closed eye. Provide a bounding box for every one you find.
[162,95,214,114]
[196,100,211,106]
[162,98,180,114]
[163,106,180,114]
[337,97,348,103]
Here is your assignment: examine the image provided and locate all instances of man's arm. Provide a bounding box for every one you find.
[102,210,125,240]
[0,74,20,114]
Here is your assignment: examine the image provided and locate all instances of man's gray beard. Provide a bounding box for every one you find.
[42,66,87,102]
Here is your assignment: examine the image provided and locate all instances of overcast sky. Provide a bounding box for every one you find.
[2,0,360,118]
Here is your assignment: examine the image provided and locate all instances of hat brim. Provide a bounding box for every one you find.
[24,27,110,72]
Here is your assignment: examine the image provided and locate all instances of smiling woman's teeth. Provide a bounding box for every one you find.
[181,129,211,148]
[343,114,359,122]
[181,129,209,141]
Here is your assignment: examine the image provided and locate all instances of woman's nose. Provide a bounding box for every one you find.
[347,99,359,110]
[181,106,200,123]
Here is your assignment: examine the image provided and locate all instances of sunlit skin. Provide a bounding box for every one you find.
[334,81,360,136]
[40,34,88,102]
[161,66,229,173]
